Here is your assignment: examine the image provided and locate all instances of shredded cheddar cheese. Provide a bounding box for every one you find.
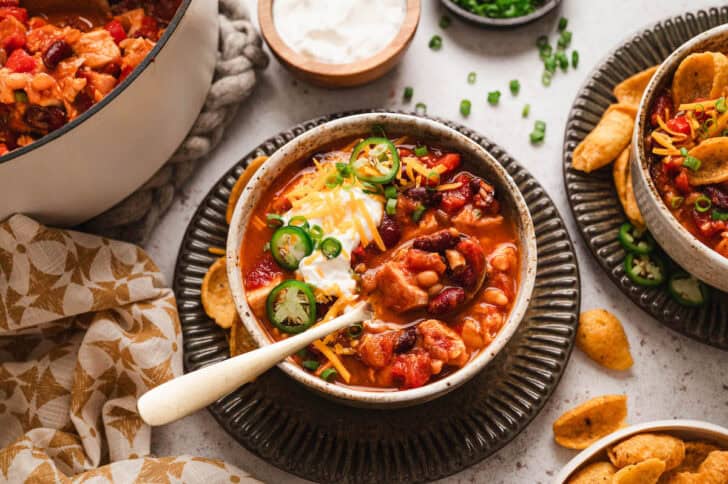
[313,340,351,383]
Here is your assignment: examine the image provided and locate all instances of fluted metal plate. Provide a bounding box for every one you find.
[175,110,581,483]
[563,8,728,350]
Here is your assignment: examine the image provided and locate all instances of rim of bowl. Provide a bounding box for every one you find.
[226,112,537,406]
[0,0,194,166]
[257,0,420,78]
[440,0,560,28]
[554,419,728,483]
[633,23,728,276]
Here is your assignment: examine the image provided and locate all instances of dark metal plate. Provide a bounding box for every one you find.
[563,8,728,350]
[175,110,581,483]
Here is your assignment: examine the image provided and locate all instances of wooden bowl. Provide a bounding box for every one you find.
[258,0,420,88]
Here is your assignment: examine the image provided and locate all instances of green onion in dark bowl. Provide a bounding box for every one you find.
[441,0,561,29]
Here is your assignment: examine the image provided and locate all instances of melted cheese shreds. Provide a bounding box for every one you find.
[313,340,351,383]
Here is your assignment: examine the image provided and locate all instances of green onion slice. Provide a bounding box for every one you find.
[320,367,337,381]
[412,204,426,222]
[695,194,712,213]
[522,104,531,118]
[386,197,398,216]
[572,50,579,68]
[266,213,285,228]
[509,79,520,95]
[439,15,451,29]
[415,102,427,115]
[414,146,429,157]
[429,35,442,50]
[403,86,413,101]
[487,90,501,105]
[712,209,728,221]
[460,99,472,116]
[302,360,320,371]
[467,72,477,84]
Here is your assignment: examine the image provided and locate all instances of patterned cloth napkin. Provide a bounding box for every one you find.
[0,215,258,483]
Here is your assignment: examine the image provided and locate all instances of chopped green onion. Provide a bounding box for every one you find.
[557,30,572,49]
[266,213,285,228]
[384,185,398,199]
[542,71,553,86]
[336,162,351,177]
[544,56,557,73]
[460,99,472,116]
[695,194,712,213]
[558,17,568,31]
[414,146,429,157]
[535,120,546,132]
[14,90,27,103]
[320,367,337,381]
[386,197,398,216]
[308,224,324,244]
[415,102,427,115]
[439,15,451,29]
[712,209,728,221]
[530,120,546,144]
[326,173,343,188]
[427,170,440,185]
[348,322,363,338]
[361,181,381,194]
[403,86,413,101]
[556,51,569,71]
[302,360,320,371]
[487,90,501,105]
[288,215,309,231]
[467,71,477,84]
[429,35,442,50]
[717,97,727,113]
[679,148,701,171]
[670,195,684,209]
[536,35,549,48]
[412,204,426,222]
[572,50,579,68]
[509,79,520,95]
[539,43,553,60]
[522,104,531,118]
[296,349,309,358]
[320,237,342,259]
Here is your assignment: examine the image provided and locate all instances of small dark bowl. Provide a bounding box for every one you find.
[440,0,561,28]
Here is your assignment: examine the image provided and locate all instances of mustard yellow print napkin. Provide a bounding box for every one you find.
[0,214,258,483]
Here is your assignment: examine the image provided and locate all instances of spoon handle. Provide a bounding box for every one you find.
[137,303,367,426]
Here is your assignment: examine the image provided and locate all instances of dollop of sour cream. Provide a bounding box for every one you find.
[273,0,407,65]
[283,186,383,300]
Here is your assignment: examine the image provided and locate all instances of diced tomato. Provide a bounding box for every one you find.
[674,169,691,195]
[390,349,432,389]
[0,7,27,23]
[662,156,684,176]
[439,173,474,214]
[1,30,24,50]
[104,19,127,44]
[433,153,461,174]
[5,48,35,72]
[0,143,8,156]
[118,65,134,82]
[397,147,413,157]
[666,116,691,135]
[0,1,19,7]
[244,253,283,290]
[28,17,45,29]
[135,16,158,40]
[692,210,726,238]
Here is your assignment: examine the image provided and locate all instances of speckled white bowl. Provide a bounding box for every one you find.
[226,113,537,408]
[632,24,728,292]
[554,420,728,483]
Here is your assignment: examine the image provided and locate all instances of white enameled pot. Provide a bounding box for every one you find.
[0,0,217,226]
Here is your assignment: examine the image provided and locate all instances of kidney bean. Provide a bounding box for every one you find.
[413,229,459,253]
[24,105,67,133]
[73,90,94,114]
[378,215,401,248]
[393,327,417,354]
[650,92,673,127]
[704,186,728,210]
[428,287,466,315]
[43,40,72,70]
[404,186,432,204]
[451,239,486,289]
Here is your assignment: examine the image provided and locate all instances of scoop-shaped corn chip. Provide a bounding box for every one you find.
[614,66,658,108]
[201,257,238,329]
[577,308,634,371]
[226,155,268,224]
[613,146,645,228]
[659,441,722,482]
[672,52,728,106]
[572,104,637,173]
[567,461,618,483]
[553,395,628,449]
[613,458,666,484]
[686,137,728,186]
[609,433,685,471]
[230,316,257,356]
[664,451,728,484]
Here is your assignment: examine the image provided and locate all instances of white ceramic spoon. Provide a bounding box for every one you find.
[137,302,370,427]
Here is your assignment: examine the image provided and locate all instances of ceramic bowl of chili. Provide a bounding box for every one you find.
[226,112,538,408]
[0,0,217,226]
[440,0,561,28]
[632,24,728,292]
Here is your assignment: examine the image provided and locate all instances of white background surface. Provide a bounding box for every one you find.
[149,1,728,482]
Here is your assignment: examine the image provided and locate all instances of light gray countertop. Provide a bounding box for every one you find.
[147,1,728,482]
